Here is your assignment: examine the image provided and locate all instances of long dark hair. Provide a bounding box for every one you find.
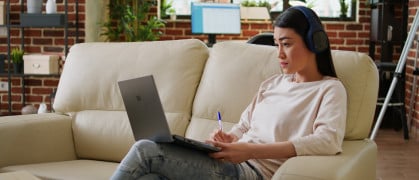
[273,7,337,77]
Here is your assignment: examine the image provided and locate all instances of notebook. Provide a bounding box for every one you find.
[118,75,220,153]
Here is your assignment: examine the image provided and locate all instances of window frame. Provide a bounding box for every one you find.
[165,1,357,22]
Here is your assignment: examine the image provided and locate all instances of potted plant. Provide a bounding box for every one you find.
[240,0,271,20]
[101,0,165,42]
[340,0,348,19]
[11,48,24,74]
[160,0,173,18]
[0,54,5,73]
[166,7,176,20]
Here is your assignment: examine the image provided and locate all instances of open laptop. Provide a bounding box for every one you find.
[118,75,220,153]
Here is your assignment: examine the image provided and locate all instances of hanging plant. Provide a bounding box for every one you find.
[101,0,165,42]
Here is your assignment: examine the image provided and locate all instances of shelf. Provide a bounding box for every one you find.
[0,73,60,77]
[20,13,65,27]
[369,40,404,44]
[0,24,21,28]
[1,15,66,28]
[2,0,75,114]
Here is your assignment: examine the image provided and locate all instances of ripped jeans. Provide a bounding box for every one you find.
[111,140,263,180]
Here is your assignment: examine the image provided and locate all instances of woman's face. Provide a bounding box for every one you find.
[273,27,316,75]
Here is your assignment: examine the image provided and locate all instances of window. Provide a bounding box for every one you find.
[169,0,356,20]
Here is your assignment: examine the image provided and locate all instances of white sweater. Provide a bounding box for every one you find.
[229,74,347,179]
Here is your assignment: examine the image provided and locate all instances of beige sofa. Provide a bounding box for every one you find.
[0,39,378,179]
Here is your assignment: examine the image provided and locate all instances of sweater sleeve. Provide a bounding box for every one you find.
[291,81,347,156]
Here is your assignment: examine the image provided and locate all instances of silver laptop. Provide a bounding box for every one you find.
[118,75,220,153]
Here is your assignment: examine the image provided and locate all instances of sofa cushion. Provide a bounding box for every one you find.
[188,45,378,141]
[331,50,378,140]
[272,139,377,180]
[69,109,192,162]
[0,114,76,168]
[54,39,210,161]
[72,110,133,162]
[0,171,41,180]
[0,160,118,180]
[54,39,209,115]
[187,42,280,141]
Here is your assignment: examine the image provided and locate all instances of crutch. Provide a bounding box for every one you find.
[370,9,419,140]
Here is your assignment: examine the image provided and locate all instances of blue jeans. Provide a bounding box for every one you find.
[111,140,263,180]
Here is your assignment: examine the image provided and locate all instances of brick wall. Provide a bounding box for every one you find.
[405,0,419,136]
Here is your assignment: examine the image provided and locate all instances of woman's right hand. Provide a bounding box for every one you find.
[209,129,238,143]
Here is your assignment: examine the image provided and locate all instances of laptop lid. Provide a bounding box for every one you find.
[118,75,173,142]
[118,75,221,153]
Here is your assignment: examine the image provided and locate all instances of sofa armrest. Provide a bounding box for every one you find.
[0,113,77,168]
[272,139,376,180]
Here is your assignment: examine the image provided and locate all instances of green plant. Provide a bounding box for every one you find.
[242,0,271,9]
[160,0,173,18]
[288,0,315,8]
[241,0,258,7]
[11,48,24,64]
[101,0,166,42]
[166,7,176,15]
[340,0,348,18]
[257,1,271,9]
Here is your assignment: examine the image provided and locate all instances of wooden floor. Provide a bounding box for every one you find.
[375,129,419,180]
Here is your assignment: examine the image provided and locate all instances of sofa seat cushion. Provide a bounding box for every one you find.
[272,139,377,180]
[1,160,118,180]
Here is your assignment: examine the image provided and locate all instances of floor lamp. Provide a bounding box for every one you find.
[370,9,419,140]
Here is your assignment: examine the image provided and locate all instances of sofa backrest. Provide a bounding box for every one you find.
[53,39,378,162]
[187,42,281,140]
[188,42,378,141]
[54,39,209,161]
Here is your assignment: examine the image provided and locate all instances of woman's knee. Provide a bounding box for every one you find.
[134,140,157,149]
[132,140,162,157]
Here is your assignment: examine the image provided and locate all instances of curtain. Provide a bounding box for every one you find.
[85,0,110,42]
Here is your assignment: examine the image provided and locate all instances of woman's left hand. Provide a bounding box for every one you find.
[207,141,253,164]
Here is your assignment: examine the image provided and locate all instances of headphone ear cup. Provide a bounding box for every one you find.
[312,31,329,53]
[291,6,329,53]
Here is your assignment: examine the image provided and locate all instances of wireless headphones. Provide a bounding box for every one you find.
[289,6,329,54]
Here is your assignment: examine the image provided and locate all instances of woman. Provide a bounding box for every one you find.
[111,6,347,180]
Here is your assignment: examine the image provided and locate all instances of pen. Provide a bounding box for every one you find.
[217,111,223,131]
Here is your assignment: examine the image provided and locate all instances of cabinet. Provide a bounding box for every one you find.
[1,0,79,114]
